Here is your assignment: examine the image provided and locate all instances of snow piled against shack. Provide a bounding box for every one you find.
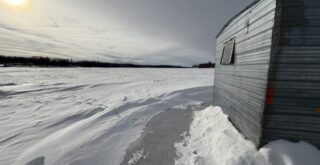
[175,106,320,165]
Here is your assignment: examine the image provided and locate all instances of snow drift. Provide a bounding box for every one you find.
[175,106,320,165]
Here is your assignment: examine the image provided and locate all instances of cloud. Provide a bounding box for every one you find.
[0,0,253,66]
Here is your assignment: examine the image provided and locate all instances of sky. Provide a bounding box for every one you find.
[0,0,253,66]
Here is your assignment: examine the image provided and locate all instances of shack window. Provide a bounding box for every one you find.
[220,38,235,65]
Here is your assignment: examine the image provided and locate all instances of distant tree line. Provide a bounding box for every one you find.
[192,61,215,68]
[0,55,187,68]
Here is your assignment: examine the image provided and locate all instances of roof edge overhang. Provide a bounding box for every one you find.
[216,0,263,38]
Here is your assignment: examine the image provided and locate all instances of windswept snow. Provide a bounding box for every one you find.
[1,68,319,165]
[175,106,320,165]
[0,68,213,165]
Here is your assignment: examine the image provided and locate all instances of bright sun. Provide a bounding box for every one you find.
[3,0,28,8]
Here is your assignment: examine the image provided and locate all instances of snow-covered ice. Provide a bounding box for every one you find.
[1,67,319,165]
[175,106,320,165]
[0,68,213,165]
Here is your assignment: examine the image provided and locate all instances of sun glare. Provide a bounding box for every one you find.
[2,0,29,9]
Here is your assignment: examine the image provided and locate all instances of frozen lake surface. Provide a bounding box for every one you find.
[2,68,319,165]
[0,68,214,165]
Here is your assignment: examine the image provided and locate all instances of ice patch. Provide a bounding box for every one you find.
[26,156,45,165]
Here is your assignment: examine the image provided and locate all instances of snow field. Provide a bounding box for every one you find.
[1,68,319,165]
[0,68,213,165]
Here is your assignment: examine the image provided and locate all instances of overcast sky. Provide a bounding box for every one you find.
[0,0,252,66]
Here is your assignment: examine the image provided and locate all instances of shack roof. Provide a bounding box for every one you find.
[216,0,262,38]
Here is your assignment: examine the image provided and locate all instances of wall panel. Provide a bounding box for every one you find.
[262,0,320,148]
[214,0,276,146]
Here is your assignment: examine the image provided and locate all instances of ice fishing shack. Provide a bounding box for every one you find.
[213,0,320,148]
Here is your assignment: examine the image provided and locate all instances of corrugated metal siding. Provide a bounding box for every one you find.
[213,0,276,146]
[262,0,320,148]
